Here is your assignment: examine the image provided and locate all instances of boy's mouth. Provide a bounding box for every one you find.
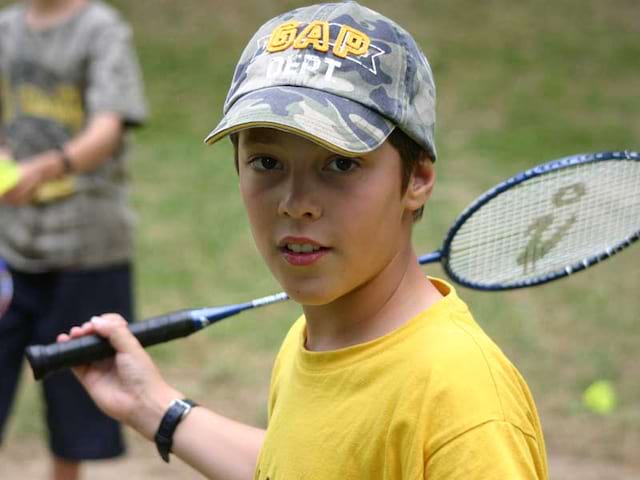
[284,243,322,253]
[278,237,330,266]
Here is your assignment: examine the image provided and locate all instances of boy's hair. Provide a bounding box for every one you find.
[388,129,429,222]
[230,128,428,221]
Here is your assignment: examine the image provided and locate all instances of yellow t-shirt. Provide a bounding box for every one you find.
[255,278,548,479]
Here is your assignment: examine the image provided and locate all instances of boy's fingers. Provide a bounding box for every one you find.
[70,326,83,336]
[66,321,95,338]
[91,314,141,353]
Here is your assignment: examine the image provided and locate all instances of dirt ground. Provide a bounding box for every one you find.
[1,431,639,480]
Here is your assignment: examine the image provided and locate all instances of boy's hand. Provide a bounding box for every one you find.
[58,314,183,440]
[1,152,55,205]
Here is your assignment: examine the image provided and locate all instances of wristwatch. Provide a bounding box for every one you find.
[55,145,74,174]
[154,398,198,463]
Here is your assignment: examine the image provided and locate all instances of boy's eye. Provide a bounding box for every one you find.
[326,157,359,172]
[249,156,282,171]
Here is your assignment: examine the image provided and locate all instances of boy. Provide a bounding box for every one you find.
[0,0,146,479]
[60,2,548,479]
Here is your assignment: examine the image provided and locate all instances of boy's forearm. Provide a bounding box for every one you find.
[170,407,265,480]
[123,384,265,480]
[62,111,124,173]
[3,112,125,182]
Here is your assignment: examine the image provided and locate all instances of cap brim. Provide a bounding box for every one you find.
[204,86,394,156]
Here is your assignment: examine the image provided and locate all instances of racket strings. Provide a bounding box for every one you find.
[485,163,635,277]
[473,167,636,275]
[448,159,640,286]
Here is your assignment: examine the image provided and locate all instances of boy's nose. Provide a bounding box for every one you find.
[277,176,322,220]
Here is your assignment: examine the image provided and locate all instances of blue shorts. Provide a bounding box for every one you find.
[0,263,134,460]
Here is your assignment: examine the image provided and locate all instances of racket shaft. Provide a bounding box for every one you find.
[418,250,441,265]
[26,310,200,380]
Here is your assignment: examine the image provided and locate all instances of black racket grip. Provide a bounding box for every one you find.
[25,310,200,380]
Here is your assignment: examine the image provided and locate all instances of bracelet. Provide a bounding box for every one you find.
[55,146,74,174]
[154,398,198,463]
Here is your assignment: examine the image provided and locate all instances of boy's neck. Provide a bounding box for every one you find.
[27,0,88,29]
[302,244,443,352]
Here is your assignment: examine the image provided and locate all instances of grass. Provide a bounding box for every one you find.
[4,0,639,469]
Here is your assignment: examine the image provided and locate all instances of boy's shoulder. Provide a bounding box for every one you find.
[0,4,23,26]
[0,2,127,36]
[81,1,128,30]
[405,287,519,395]
[404,288,539,438]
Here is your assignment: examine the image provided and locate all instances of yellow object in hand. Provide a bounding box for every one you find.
[34,176,76,203]
[582,380,617,415]
[0,157,20,196]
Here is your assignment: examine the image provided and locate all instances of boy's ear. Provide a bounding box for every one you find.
[404,154,436,212]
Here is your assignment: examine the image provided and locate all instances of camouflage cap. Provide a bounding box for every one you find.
[205,1,436,160]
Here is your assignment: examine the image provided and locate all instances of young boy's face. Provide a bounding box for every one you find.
[237,127,425,306]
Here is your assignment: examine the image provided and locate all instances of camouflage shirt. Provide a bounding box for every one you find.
[0,1,146,272]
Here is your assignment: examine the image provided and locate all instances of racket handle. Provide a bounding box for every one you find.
[25,310,201,380]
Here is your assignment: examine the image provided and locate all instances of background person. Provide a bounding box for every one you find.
[0,0,146,479]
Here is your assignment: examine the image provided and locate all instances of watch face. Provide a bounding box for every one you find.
[176,399,197,416]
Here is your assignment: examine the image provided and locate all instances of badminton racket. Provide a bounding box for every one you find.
[25,150,640,379]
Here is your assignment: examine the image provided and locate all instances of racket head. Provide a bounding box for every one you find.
[440,151,640,290]
[0,258,13,318]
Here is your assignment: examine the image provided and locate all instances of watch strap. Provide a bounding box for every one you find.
[55,145,74,174]
[154,398,198,463]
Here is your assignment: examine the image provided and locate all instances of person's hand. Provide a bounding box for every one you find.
[1,152,54,205]
[58,314,183,439]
